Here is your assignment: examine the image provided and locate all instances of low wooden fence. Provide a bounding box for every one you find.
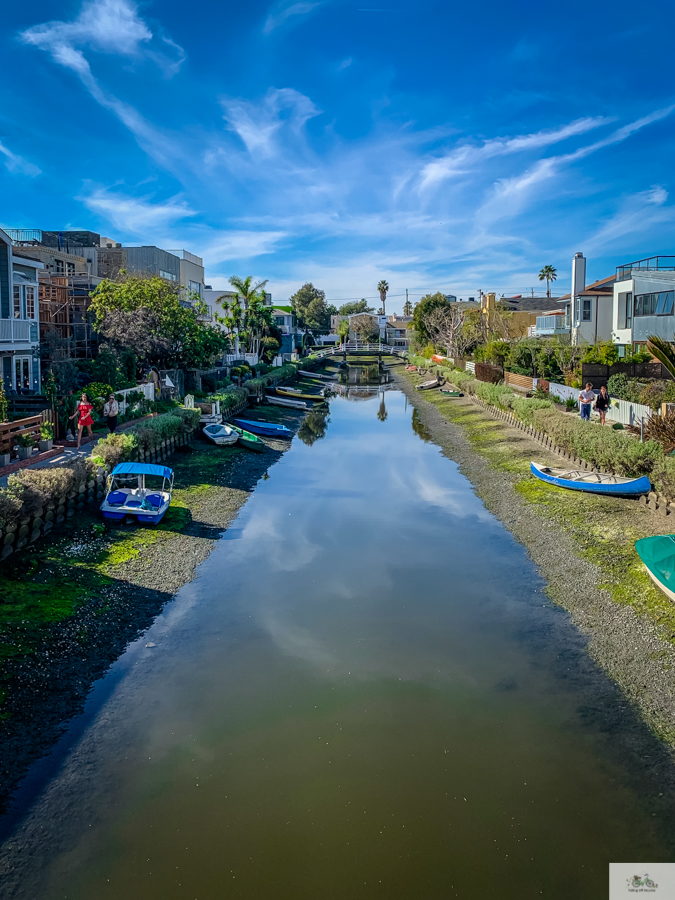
[0,415,44,456]
[505,371,535,391]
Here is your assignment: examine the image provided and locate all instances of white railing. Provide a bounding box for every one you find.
[223,353,259,366]
[547,382,579,402]
[115,383,156,415]
[0,319,33,343]
[465,361,476,374]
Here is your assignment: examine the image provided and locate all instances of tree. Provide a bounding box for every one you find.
[411,293,451,343]
[290,283,332,335]
[421,305,472,358]
[0,374,7,424]
[90,275,228,371]
[337,319,350,343]
[538,265,557,298]
[377,392,388,422]
[403,298,413,316]
[647,336,675,378]
[377,280,389,316]
[228,275,269,310]
[338,299,374,315]
[350,314,380,342]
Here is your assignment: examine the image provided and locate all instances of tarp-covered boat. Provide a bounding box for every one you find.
[233,418,293,439]
[635,535,675,601]
[101,463,173,524]
[202,423,239,446]
[530,462,651,497]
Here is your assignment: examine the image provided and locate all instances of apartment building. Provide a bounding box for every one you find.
[611,256,675,353]
[0,228,42,393]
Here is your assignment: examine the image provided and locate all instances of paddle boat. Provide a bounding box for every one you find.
[101,462,174,524]
[276,387,325,403]
[202,422,239,446]
[266,393,308,410]
[230,424,266,452]
[635,535,675,602]
[530,462,651,497]
[233,418,293,439]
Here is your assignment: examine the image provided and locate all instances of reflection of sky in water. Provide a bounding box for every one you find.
[5,390,669,900]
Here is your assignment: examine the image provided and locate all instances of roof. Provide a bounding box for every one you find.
[499,297,558,312]
[557,274,616,301]
[112,462,173,479]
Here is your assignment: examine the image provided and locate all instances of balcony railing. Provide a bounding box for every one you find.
[166,249,203,266]
[535,315,570,335]
[616,256,675,280]
[0,319,37,343]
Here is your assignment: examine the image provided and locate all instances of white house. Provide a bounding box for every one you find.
[0,228,43,394]
[555,252,616,344]
[611,256,675,354]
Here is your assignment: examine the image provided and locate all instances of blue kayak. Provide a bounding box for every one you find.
[233,418,293,439]
[530,462,651,497]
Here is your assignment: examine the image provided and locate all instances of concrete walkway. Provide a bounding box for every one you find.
[0,441,99,488]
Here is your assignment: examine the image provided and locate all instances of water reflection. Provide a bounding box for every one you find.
[377,392,388,422]
[411,406,433,442]
[297,403,330,446]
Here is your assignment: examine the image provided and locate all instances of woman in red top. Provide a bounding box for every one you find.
[69,392,94,449]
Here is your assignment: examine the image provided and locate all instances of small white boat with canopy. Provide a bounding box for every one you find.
[101,463,174,524]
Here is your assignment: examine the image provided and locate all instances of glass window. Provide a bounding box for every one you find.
[625,292,632,326]
[634,294,643,316]
[67,262,75,275]
[25,286,35,318]
[582,299,592,321]
[656,291,674,315]
[55,259,64,275]
[13,285,21,319]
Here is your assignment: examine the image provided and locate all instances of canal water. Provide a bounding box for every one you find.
[1,389,672,898]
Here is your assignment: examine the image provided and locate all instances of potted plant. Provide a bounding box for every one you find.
[39,422,54,452]
[17,431,35,460]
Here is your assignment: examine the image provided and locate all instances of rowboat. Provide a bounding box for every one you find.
[276,387,325,402]
[266,394,308,410]
[230,424,266,452]
[202,423,239,446]
[299,370,337,381]
[635,535,675,601]
[416,378,440,391]
[440,389,464,397]
[233,418,293,439]
[101,463,173,524]
[530,462,651,497]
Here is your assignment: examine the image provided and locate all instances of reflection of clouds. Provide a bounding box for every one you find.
[235,505,321,572]
[257,609,336,667]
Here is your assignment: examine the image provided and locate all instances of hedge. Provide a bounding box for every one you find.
[92,408,200,469]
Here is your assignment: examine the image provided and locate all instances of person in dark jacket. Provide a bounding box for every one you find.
[594,384,611,426]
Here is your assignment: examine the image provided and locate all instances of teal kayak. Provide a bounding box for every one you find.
[635,535,675,602]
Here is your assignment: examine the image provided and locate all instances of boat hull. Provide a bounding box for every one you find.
[266,395,308,410]
[636,535,675,602]
[202,424,239,446]
[530,462,651,497]
[440,390,463,397]
[276,388,325,402]
[233,418,292,438]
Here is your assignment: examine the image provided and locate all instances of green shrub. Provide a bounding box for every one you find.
[85,382,114,402]
[0,489,22,527]
[16,431,35,448]
[173,407,200,432]
[132,426,160,453]
[40,422,54,440]
[92,432,137,469]
[606,374,643,403]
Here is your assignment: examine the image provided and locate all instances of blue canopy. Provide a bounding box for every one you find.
[111,462,173,479]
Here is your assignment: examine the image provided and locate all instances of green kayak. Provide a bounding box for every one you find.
[635,535,675,602]
[230,424,266,452]
[440,389,464,397]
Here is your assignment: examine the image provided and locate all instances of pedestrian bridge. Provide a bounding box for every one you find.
[312,342,407,359]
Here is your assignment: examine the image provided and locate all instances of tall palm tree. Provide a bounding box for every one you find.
[647,335,675,377]
[377,280,389,316]
[228,275,269,310]
[538,265,557,298]
[403,299,412,316]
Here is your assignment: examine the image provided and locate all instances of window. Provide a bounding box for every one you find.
[24,286,35,318]
[625,292,632,327]
[14,357,30,392]
[634,290,675,316]
[582,299,592,321]
[55,259,64,275]
[13,285,21,319]
[159,269,177,282]
[67,262,75,275]
[188,280,202,296]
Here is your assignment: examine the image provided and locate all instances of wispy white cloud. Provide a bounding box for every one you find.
[263,0,325,34]
[586,186,675,251]
[0,140,41,177]
[81,187,197,234]
[221,88,321,155]
[200,230,288,266]
[337,57,352,71]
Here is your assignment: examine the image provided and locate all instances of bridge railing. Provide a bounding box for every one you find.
[309,343,408,359]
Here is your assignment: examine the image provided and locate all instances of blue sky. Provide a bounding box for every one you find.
[2,0,675,311]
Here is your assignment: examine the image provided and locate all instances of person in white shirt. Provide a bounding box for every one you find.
[578,383,595,421]
[102,394,119,433]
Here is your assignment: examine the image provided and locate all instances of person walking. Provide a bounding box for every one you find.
[69,392,94,449]
[595,384,611,426]
[103,393,119,433]
[579,383,595,421]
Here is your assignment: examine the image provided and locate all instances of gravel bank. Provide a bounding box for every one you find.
[395,370,675,806]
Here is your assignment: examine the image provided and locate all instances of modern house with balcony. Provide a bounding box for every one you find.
[0,228,42,394]
[611,256,675,353]
[533,311,570,337]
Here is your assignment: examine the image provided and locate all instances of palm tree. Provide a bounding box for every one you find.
[647,335,675,377]
[377,280,389,316]
[538,265,557,299]
[228,275,269,310]
[403,299,412,316]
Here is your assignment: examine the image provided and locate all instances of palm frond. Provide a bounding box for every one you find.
[647,335,675,379]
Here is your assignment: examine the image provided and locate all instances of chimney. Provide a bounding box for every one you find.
[572,252,586,298]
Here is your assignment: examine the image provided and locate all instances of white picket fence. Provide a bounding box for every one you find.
[465,361,476,375]
[547,381,652,427]
[116,383,155,415]
[547,382,579,403]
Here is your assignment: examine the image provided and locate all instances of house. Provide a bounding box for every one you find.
[0,228,43,394]
[611,255,675,354]
[330,312,388,342]
[482,293,550,338]
[385,314,413,348]
[554,253,616,344]
[166,249,206,298]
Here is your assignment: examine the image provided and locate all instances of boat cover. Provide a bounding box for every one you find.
[636,536,675,592]
[112,462,173,479]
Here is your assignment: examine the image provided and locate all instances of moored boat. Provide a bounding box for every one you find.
[101,462,174,524]
[440,389,464,397]
[416,378,440,391]
[233,418,293,439]
[298,370,337,381]
[276,387,325,402]
[530,462,651,497]
[266,394,308,410]
[230,424,266,452]
[202,423,239,446]
[635,535,675,601]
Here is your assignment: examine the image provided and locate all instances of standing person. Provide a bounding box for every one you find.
[595,384,611,426]
[69,392,94,449]
[103,393,119,433]
[579,383,595,421]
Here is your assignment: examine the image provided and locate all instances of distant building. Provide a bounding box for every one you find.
[0,228,42,394]
[385,314,413,348]
[554,253,615,345]
[610,255,675,354]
